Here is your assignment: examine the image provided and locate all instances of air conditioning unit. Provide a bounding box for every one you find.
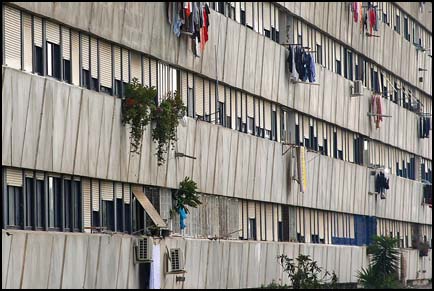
[351,80,363,96]
[134,237,153,264]
[167,248,185,274]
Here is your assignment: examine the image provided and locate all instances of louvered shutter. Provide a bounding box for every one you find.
[143,56,150,86]
[195,78,204,117]
[263,2,271,31]
[242,94,247,123]
[46,21,60,44]
[90,37,98,78]
[7,168,23,187]
[247,95,254,117]
[130,51,142,84]
[25,171,34,178]
[231,90,236,129]
[303,116,309,139]
[275,7,279,31]
[317,122,323,146]
[35,172,45,180]
[122,48,130,82]
[81,34,90,70]
[34,16,42,47]
[113,46,121,81]
[337,128,343,151]
[62,27,70,60]
[266,204,273,241]
[218,84,225,103]
[101,181,114,201]
[82,178,92,232]
[264,101,271,130]
[115,183,123,200]
[4,6,22,69]
[204,80,210,115]
[236,92,241,118]
[255,98,260,127]
[258,2,263,34]
[23,13,32,72]
[99,41,112,88]
[124,184,131,204]
[246,2,253,27]
[150,59,157,87]
[71,31,80,85]
[92,180,100,211]
[248,201,256,219]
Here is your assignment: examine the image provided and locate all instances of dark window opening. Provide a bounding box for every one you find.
[114,80,123,98]
[264,29,271,38]
[7,186,24,228]
[63,59,71,84]
[248,218,257,240]
[240,10,246,25]
[100,86,113,95]
[316,45,322,65]
[102,200,115,231]
[46,42,61,80]
[247,117,254,135]
[34,46,44,76]
[82,69,91,89]
[48,177,62,230]
[217,102,225,126]
[395,15,400,33]
[117,198,124,232]
[335,60,341,75]
[25,178,35,228]
[271,111,277,141]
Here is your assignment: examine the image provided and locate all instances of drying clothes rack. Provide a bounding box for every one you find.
[367,112,392,118]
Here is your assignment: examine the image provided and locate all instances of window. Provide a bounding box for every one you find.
[316,45,322,65]
[347,51,353,80]
[248,218,257,240]
[247,117,254,134]
[132,196,145,234]
[48,177,62,229]
[335,60,341,75]
[117,198,124,232]
[63,59,71,84]
[217,2,225,14]
[35,179,45,229]
[218,102,225,126]
[34,46,44,75]
[63,180,82,232]
[7,186,24,228]
[404,17,410,41]
[240,9,246,25]
[187,88,194,118]
[394,13,400,33]
[25,178,35,228]
[46,42,61,80]
[102,200,114,231]
[82,69,91,89]
[271,110,277,141]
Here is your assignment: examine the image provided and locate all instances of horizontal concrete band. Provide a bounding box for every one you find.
[2,67,432,225]
[2,230,431,289]
[7,2,433,110]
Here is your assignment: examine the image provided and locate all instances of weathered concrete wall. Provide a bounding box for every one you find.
[1,230,140,289]
[1,67,432,225]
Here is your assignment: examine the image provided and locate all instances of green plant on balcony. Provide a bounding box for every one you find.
[150,91,186,166]
[122,79,185,165]
[122,78,155,154]
[170,177,202,218]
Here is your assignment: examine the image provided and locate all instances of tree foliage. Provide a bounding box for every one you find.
[171,177,202,216]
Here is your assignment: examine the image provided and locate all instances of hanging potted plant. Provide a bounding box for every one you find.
[418,241,430,257]
[150,91,186,166]
[121,78,156,154]
[170,177,202,219]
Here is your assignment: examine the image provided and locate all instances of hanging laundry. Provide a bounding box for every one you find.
[307,53,316,83]
[179,207,187,230]
[368,7,376,34]
[352,2,359,23]
[371,95,383,129]
[419,116,431,138]
[375,172,389,199]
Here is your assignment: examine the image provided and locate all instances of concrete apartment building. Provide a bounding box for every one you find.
[1,2,432,289]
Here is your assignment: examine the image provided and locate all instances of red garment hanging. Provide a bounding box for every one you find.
[185,2,191,17]
[369,7,376,34]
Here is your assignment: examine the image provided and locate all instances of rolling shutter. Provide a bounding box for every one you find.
[122,48,130,82]
[24,171,34,178]
[34,16,42,47]
[23,13,32,72]
[266,204,273,241]
[231,90,236,129]
[114,46,121,81]
[210,82,216,117]
[115,183,123,200]
[236,91,241,118]
[82,178,92,232]
[248,201,256,219]
[99,41,112,88]
[264,101,271,130]
[62,27,70,60]
[218,84,225,102]
[195,78,204,116]
[337,128,343,151]
[90,37,98,78]
[4,6,22,69]
[246,2,253,27]
[204,80,210,115]
[71,31,80,85]
[46,21,60,44]
[6,168,23,187]
[130,51,142,84]
[124,184,131,204]
[255,98,260,127]
[35,172,45,180]
[247,95,254,117]
[275,7,279,31]
[263,2,271,31]
[143,56,150,86]
[242,94,247,123]
[81,34,90,70]
[317,122,323,146]
[101,181,114,201]
[92,180,100,211]
[150,59,157,87]
[303,116,309,139]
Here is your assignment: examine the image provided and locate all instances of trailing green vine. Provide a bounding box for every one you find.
[150,91,186,166]
[121,78,185,165]
[121,78,155,154]
[170,177,202,218]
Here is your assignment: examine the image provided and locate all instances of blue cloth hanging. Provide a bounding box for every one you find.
[179,207,187,230]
